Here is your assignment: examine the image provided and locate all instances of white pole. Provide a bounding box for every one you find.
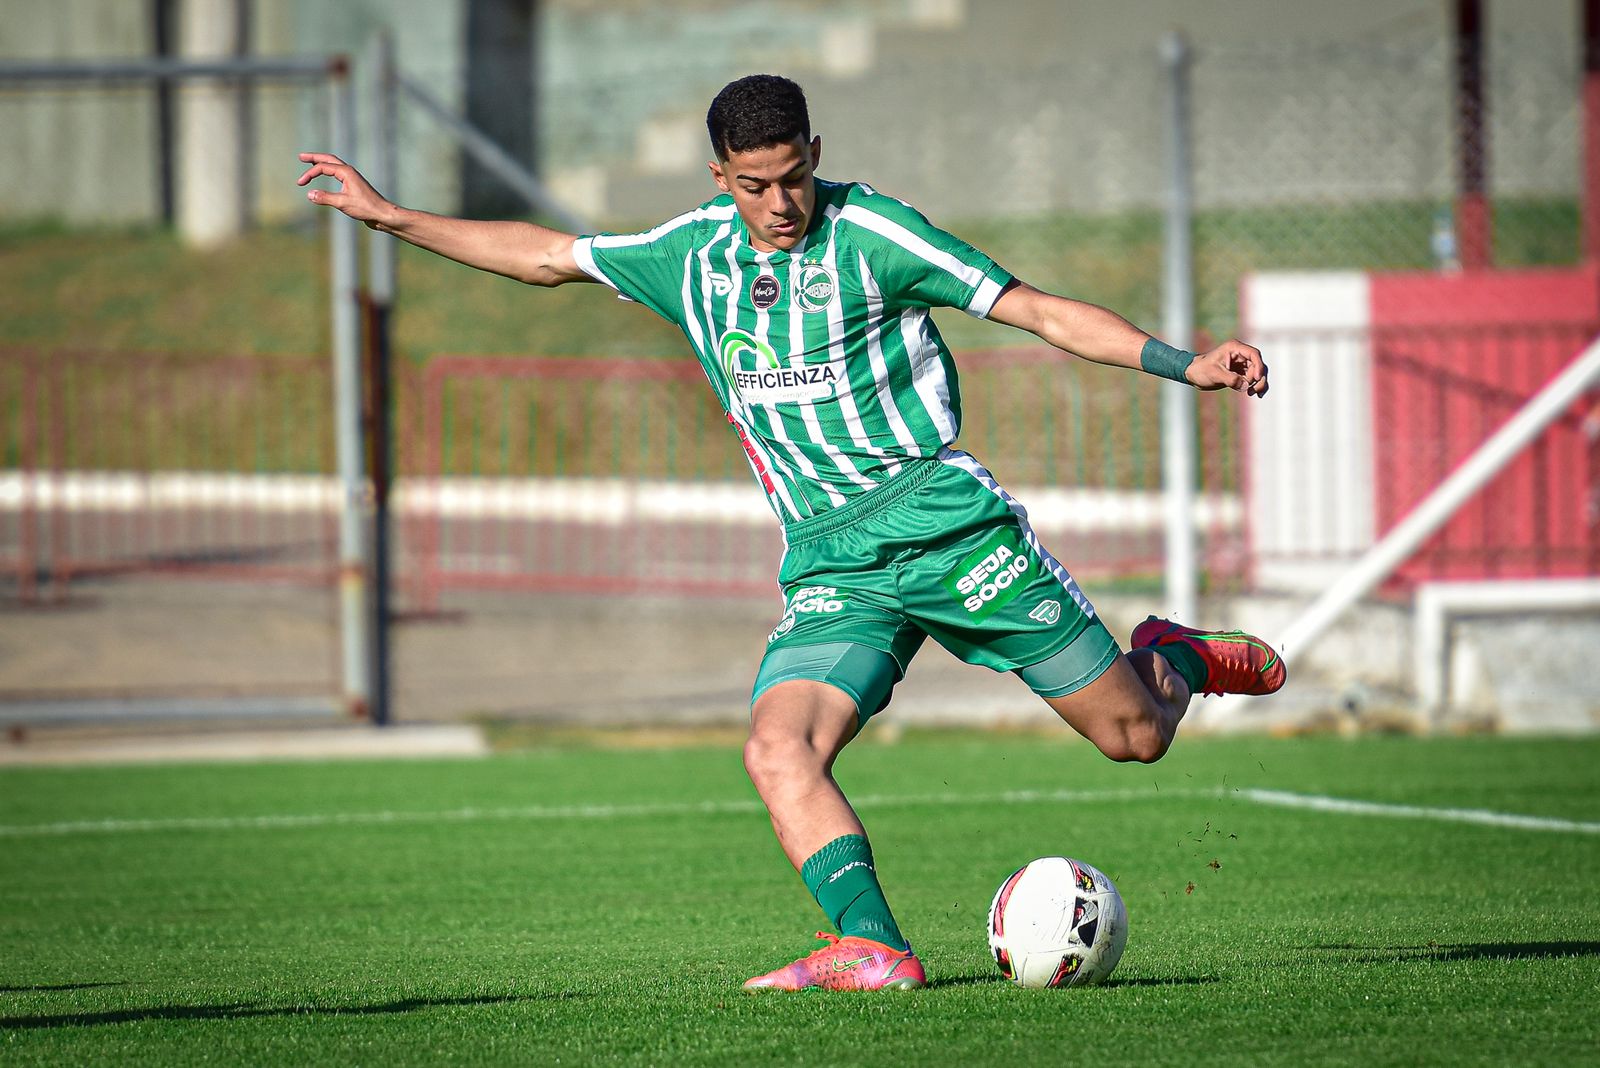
[177,0,245,246]
[367,32,397,307]
[1160,31,1198,623]
[329,61,374,720]
[1210,334,1600,722]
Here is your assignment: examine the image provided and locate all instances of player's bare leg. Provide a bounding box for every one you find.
[1042,619,1287,762]
[1041,651,1189,764]
[743,679,862,867]
[741,679,925,991]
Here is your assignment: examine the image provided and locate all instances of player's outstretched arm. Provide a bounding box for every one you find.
[988,281,1269,397]
[295,152,590,288]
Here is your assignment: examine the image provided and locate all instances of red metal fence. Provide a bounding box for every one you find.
[2,349,346,600]
[0,347,358,712]
[403,348,1248,608]
[10,336,1593,612]
[1372,321,1600,582]
[408,353,779,605]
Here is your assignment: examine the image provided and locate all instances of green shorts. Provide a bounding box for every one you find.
[751,448,1120,725]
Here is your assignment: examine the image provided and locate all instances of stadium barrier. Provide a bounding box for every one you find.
[1373,320,1600,583]
[1243,270,1600,594]
[0,348,366,597]
[12,328,1591,617]
[404,348,1246,610]
[3,346,1247,610]
[0,347,366,720]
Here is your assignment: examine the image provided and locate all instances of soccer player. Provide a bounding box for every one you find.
[299,73,1284,992]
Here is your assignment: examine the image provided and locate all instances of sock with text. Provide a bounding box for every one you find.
[800,834,909,952]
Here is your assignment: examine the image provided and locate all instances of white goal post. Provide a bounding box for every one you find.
[1414,579,1600,726]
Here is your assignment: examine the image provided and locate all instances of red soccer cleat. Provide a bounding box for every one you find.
[742,932,927,992]
[1131,616,1287,697]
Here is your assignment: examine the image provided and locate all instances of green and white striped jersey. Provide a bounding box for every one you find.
[571,179,1013,525]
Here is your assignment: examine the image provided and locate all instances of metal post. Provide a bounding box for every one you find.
[1454,0,1491,270]
[396,72,591,232]
[18,355,38,605]
[1583,0,1600,261]
[363,32,398,726]
[1160,31,1198,624]
[368,33,398,303]
[329,59,374,720]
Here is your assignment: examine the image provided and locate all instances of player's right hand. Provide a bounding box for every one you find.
[296,152,392,228]
[1186,339,1269,397]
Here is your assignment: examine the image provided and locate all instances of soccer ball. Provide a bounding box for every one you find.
[987,856,1128,988]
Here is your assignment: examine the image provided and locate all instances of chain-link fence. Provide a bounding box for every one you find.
[0,46,361,722]
[1191,29,1581,341]
[3,1,1593,727]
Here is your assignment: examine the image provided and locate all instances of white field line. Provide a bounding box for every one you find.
[0,787,1195,838]
[0,471,1242,532]
[3,785,1597,839]
[1240,788,1600,835]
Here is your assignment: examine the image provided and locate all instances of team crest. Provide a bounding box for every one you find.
[794,263,837,313]
[751,273,781,309]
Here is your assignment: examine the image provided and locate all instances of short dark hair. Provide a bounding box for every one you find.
[706,74,811,160]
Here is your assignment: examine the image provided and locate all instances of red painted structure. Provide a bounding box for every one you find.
[1368,266,1600,584]
[1364,0,1600,584]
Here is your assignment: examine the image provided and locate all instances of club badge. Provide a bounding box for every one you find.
[794,263,836,313]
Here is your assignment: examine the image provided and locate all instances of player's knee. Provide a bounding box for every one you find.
[1124,726,1171,764]
[1096,716,1171,764]
[742,726,821,790]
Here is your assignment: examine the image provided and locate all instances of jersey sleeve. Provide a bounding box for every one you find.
[838,190,1014,319]
[570,211,705,324]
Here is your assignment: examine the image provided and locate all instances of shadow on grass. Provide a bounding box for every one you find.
[1312,941,1600,964]
[0,992,579,1030]
[935,971,1219,989]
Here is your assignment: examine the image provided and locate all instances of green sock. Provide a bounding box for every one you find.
[1153,641,1208,695]
[800,834,909,952]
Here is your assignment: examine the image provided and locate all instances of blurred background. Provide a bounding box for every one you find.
[1,0,1596,753]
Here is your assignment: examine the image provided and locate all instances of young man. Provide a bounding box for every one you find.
[299,73,1283,993]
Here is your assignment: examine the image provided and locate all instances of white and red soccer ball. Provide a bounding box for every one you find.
[987,856,1128,988]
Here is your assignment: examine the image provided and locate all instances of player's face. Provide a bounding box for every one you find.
[709,135,821,253]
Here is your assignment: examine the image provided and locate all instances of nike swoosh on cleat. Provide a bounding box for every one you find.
[1193,633,1279,664]
[831,955,874,972]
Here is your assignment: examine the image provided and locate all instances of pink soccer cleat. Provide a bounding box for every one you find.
[1131,616,1287,696]
[742,932,927,992]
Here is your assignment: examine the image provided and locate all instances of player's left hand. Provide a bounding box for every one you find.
[1186,340,1268,397]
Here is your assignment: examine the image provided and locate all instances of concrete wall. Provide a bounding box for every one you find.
[0,0,468,227]
[276,0,465,218]
[0,0,1582,230]
[0,0,160,225]
[564,0,1580,224]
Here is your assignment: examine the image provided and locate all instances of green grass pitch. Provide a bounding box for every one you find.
[3,733,1598,1066]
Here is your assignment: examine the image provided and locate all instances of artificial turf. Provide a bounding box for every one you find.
[2,733,1597,1066]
